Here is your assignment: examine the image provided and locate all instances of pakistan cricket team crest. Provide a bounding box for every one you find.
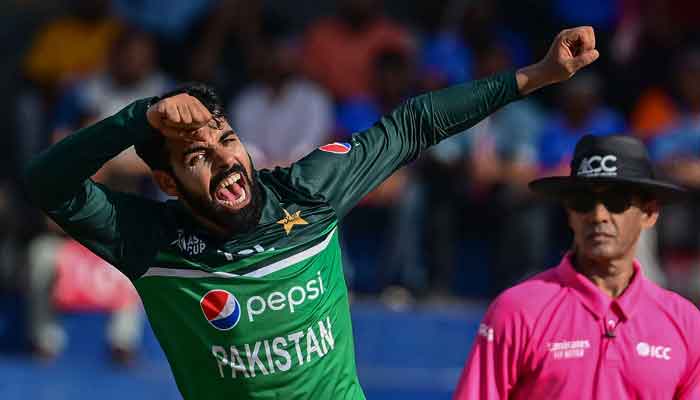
[277,208,308,235]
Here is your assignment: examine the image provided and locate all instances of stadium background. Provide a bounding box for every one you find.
[1,0,700,398]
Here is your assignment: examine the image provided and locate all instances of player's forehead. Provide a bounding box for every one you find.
[166,119,236,155]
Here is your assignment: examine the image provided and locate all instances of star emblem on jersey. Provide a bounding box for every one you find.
[277,208,308,235]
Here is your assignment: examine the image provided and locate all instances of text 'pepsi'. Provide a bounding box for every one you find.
[246,272,325,322]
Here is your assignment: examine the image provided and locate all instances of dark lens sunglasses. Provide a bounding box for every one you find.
[563,190,635,214]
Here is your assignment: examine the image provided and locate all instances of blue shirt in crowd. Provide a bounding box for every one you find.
[537,108,626,169]
[649,116,700,162]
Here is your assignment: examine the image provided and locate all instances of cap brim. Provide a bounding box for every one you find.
[529,176,689,204]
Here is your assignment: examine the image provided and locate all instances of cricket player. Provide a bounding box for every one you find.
[454,134,700,399]
[24,27,597,399]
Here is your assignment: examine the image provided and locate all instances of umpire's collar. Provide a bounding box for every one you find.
[556,252,645,322]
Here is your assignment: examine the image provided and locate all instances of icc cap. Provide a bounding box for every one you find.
[529,134,687,203]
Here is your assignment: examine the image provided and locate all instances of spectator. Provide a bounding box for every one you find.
[301,0,414,101]
[51,28,171,196]
[646,48,700,300]
[458,1,531,71]
[610,0,700,110]
[416,0,531,92]
[628,49,700,140]
[415,0,472,91]
[23,0,121,93]
[646,48,700,169]
[112,0,215,41]
[114,0,262,97]
[228,13,332,170]
[629,87,679,141]
[335,49,415,137]
[537,72,626,175]
[27,223,142,364]
[18,0,122,178]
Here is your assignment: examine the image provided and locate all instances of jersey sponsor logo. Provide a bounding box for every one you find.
[210,316,335,379]
[546,339,590,360]
[200,272,325,331]
[171,229,207,256]
[577,155,618,177]
[200,290,242,330]
[319,142,351,154]
[246,271,325,322]
[636,342,671,360]
[277,208,308,235]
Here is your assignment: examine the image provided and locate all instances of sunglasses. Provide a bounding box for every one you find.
[563,190,635,214]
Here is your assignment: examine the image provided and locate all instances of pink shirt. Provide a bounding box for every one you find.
[454,254,700,399]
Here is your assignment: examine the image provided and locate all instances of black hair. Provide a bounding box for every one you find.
[135,83,225,171]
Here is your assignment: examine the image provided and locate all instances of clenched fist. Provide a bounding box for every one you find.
[543,26,599,81]
[146,93,213,141]
[517,26,599,95]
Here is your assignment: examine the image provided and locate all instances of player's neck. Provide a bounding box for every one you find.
[572,250,636,298]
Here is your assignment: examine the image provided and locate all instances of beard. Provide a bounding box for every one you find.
[174,163,264,236]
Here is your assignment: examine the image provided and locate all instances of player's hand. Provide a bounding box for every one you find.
[146,93,213,141]
[541,26,599,82]
[516,26,599,95]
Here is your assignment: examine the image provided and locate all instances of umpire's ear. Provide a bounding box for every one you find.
[640,199,660,229]
[153,170,180,197]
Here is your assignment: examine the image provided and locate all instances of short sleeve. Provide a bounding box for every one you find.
[453,294,530,399]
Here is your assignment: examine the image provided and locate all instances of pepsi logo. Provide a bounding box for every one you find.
[319,142,351,154]
[200,289,242,331]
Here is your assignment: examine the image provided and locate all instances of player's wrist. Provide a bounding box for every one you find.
[516,62,555,96]
[145,97,163,132]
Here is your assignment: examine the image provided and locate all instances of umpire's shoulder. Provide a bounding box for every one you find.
[645,281,700,334]
[483,268,565,330]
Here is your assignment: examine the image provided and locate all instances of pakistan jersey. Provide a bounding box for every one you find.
[24,72,520,399]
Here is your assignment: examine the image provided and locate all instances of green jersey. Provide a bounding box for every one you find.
[24,72,520,399]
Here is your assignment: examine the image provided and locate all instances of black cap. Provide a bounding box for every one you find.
[529,134,687,203]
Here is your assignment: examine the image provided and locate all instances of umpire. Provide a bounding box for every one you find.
[454,134,700,399]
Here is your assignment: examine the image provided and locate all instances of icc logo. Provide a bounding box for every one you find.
[636,342,671,360]
[577,154,618,177]
[200,289,242,331]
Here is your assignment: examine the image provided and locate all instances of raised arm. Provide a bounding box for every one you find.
[23,93,213,279]
[516,26,599,95]
[276,27,599,217]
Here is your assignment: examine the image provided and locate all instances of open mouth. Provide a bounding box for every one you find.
[213,172,250,210]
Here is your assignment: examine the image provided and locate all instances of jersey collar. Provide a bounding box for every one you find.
[556,252,646,321]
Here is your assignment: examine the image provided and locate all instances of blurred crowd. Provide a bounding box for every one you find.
[2,0,700,361]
